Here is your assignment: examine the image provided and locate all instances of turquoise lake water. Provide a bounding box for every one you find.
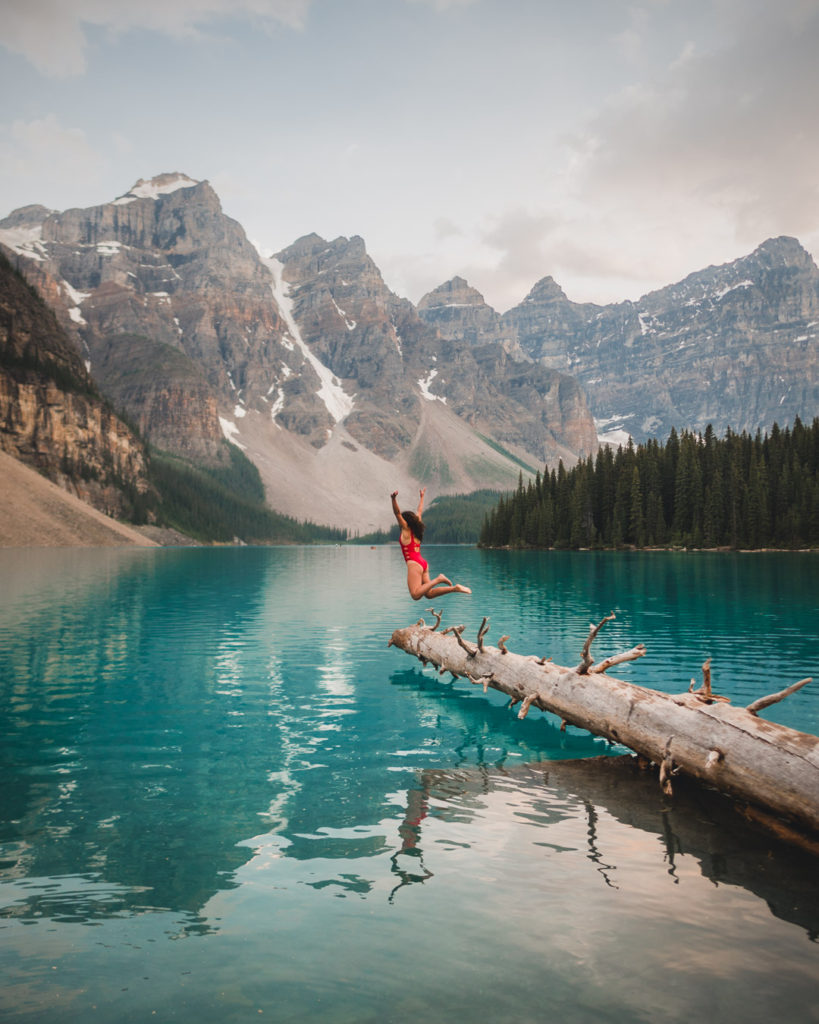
[1,546,818,1022]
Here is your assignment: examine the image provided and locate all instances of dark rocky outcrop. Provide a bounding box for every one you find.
[0,252,149,517]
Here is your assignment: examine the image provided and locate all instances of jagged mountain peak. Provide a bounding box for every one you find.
[279,233,367,259]
[0,204,56,230]
[639,234,819,311]
[523,276,569,304]
[276,232,386,298]
[418,276,490,311]
[113,172,201,205]
[748,235,816,270]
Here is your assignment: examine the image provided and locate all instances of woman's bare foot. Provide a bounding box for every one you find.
[455,584,471,594]
[433,574,451,586]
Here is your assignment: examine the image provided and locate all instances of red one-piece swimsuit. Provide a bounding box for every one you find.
[400,534,429,572]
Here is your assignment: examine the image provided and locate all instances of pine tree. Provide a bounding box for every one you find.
[629,464,645,546]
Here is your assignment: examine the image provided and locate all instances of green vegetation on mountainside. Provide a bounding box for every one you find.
[149,443,347,544]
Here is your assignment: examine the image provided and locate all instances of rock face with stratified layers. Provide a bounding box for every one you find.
[274,232,598,465]
[0,252,149,517]
[418,238,819,444]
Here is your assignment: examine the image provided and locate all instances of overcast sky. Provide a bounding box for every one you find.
[1,0,817,312]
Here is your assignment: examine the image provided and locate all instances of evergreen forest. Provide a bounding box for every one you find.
[480,420,819,550]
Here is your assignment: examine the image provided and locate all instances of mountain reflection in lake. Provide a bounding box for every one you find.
[0,546,817,1022]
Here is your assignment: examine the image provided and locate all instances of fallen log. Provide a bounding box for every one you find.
[389,612,819,837]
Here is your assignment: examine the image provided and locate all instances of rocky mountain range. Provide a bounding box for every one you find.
[1,172,817,531]
[419,238,819,445]
[0,174,596,530]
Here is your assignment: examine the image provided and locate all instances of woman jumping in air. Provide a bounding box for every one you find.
[391,488,471,600]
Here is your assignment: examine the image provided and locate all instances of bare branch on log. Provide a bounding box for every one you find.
[701,657,712,698]
[686,656,731,703]
[451,625,477,657]
[703,658,713,697]
[518,691,541,720]
[468,673,494,693]
[659,756,674,795]
[658,737,677,795]
[589,644,647,674]
[576,612,616,674]
[747,678,812,717]
[426,608,443,631]
[476,617,490,652]
[498,635,511,654]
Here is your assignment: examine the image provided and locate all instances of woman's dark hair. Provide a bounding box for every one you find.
[403,510,425,541]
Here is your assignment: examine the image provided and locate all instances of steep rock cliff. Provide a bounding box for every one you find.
[0,175,300,462]
[419,240,819,443]
[0,252,149,516]
[501,237,819,442]
[276,233,598,465]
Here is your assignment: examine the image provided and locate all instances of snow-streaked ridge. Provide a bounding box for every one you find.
[264,257,354,424]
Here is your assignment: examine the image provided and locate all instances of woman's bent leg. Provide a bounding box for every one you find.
[407,565,470,600]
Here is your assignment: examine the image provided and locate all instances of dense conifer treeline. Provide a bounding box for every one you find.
[480,420,819,550]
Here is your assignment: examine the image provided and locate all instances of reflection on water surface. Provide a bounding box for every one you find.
[0,547,817,1022]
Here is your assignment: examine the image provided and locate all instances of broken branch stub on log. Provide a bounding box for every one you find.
[388,618,819,838]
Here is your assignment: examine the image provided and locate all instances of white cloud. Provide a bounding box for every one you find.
[570,0,819,267]
[2,1,88,76]
[433,217,463,241]
[0,114,108,209]
[411,0,819,310]
[0,0,311,77]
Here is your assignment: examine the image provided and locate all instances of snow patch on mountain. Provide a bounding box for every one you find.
[264,257,354,424]
[0,224,47,261]
[113,174,200,205]
[330,295,356,330]
[715,279,753,300]
[219,416,247,450]
[418,369,446,403]
[595,416,631,448]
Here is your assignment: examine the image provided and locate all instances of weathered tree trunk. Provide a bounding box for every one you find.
[389,615,819,837]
